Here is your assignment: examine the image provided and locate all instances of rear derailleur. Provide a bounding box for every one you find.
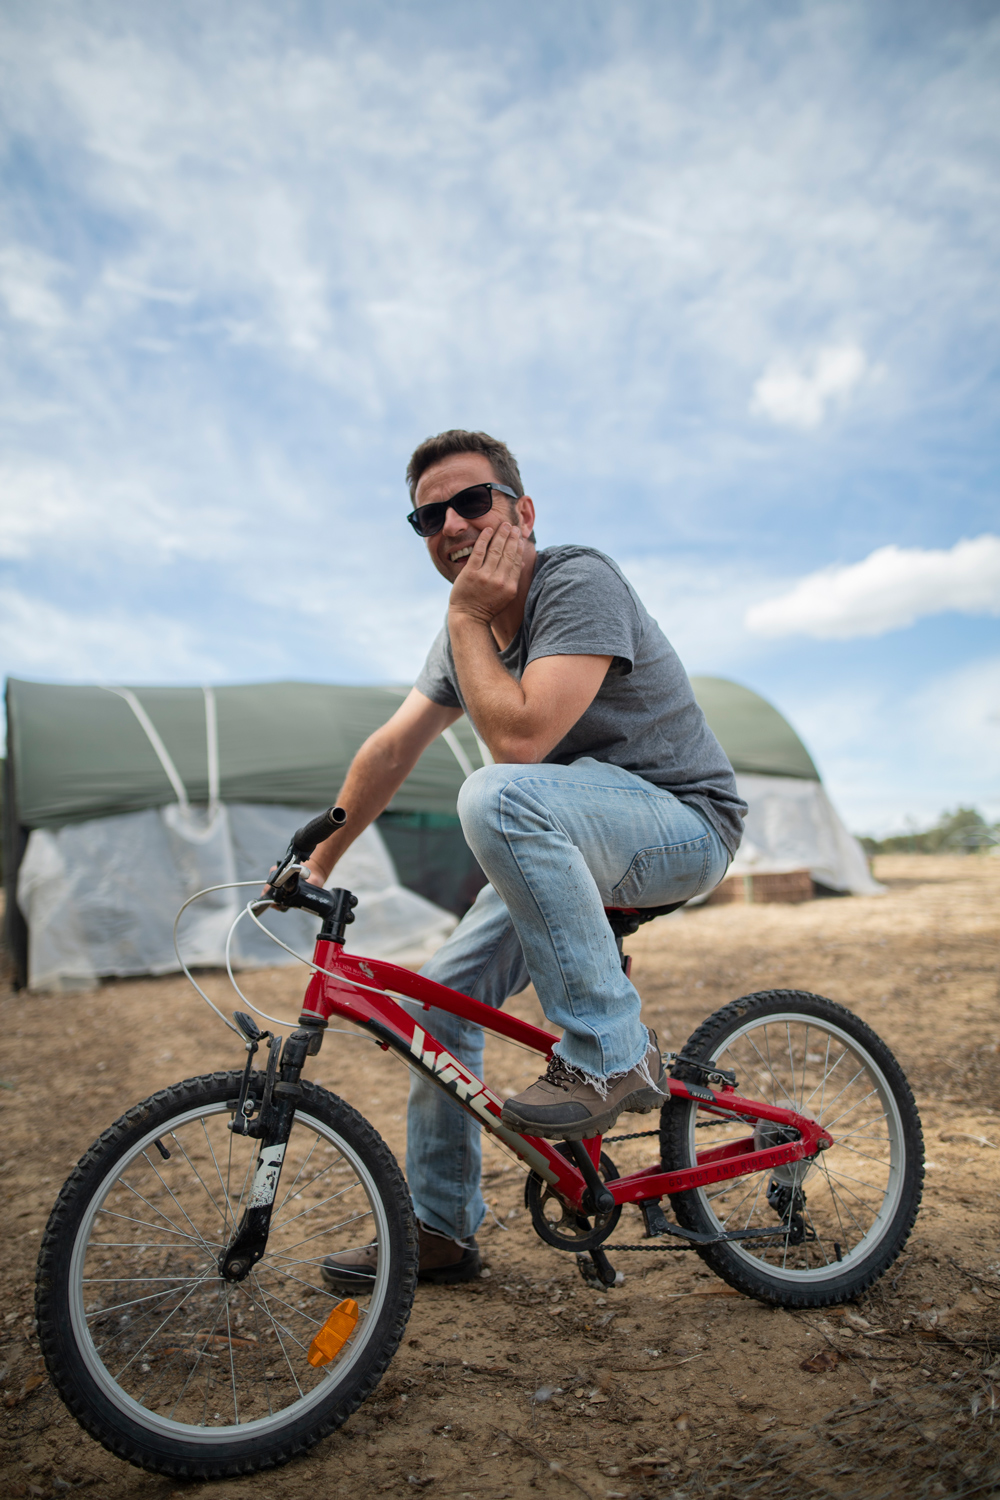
[766,1180,814,1245]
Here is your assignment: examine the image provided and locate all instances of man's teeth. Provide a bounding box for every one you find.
[450,546,474,562]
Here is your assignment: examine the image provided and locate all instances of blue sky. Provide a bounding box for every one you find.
[1,0,998,834]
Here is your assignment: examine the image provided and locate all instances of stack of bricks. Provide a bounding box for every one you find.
[705,869,815,905]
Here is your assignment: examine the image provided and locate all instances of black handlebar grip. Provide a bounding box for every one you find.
[291,806,347,859]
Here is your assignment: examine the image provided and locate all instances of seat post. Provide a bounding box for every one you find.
[604,908,641,978]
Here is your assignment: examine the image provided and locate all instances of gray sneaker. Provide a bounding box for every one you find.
[500,1034,667,1140]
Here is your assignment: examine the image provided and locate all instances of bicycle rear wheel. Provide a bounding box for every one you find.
[36,1070,416,1477]
[659,991,923,1306]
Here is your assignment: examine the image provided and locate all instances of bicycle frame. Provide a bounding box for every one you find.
[299,937,834,1219]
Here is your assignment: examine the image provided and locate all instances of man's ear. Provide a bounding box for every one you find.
[515,494,536,539]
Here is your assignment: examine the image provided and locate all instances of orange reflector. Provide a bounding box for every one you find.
[307,1298,359,1368]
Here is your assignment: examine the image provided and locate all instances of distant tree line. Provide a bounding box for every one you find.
[861,805,1000,856]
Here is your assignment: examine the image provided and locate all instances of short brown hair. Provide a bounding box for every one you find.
[406,429,524,502]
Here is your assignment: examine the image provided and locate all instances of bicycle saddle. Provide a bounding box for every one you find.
[603,902,687,938]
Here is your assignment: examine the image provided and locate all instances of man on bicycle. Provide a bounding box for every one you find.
[310,430,745,1285]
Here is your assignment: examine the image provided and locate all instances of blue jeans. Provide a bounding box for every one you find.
[405,757,730,1240]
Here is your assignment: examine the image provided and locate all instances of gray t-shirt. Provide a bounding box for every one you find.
[415,545,746,855]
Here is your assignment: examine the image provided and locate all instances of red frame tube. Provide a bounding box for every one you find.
[301,939,833,1214]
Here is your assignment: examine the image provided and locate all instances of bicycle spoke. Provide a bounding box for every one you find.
[816,1160,874,1230]
[273,1135,324,1216]
[166,1287,230,1423]
[817,1033,833,1120]
[786,1021,798,1111]
[124,1158,219,1258]
[832,1142,893,1167]
[795,1202,832,1266]
[252,1262,369,1312]
[742,1031,797,1112]
[275,1207,373,1256]
[264,1246,375,1271]
[223,1287,239,1424]
[85,1283,204,1321]
[801,1045,852,1111]
[199,1289,232,1429]
[817,1162,887,1194]
[82,1276,206,1285]
[106,1270,216,1380]
[250,1283,310,1384]
[740,1173,767,1232]
[813,1072,876,1127]
[275,1178,368,1232]
[249,1283,324,1330]
[201,1117,240,1231]
[169,1129,232,1232]
[93,1208,209,1246]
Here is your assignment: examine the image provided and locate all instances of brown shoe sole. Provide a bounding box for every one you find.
[500,1082,666,1142]
[321,1243,481,1293]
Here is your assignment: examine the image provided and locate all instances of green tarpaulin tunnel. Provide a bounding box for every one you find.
[3,679,491,988]
[3,674,875,990]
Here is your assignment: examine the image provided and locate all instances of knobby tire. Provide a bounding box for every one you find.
[36,1071,417,1478]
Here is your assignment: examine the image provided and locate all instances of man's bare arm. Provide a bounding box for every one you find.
[447,518,611,762]
[303,689,461,884]
[448,625,611,763]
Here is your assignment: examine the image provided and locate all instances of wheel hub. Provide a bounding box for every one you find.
[753,1119,812,1187]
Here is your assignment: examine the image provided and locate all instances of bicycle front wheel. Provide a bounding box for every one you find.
[659,991,923,1306]
[36,1071,417,1478]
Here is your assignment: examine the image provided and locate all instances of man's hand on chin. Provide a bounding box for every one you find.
[448,521,524,626]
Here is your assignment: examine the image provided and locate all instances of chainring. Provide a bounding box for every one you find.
[524,1146,621,1252]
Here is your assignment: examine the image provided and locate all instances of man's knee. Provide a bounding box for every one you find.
[456,764,512,843]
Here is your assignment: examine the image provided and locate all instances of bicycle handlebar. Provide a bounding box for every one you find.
[290,806,346,860]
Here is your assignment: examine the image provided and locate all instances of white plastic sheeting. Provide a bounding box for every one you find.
[17,803,457,991]
[727,774,883,895]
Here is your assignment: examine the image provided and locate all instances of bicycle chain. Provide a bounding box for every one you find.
[596,1236,790,1254]
[602,1118,735,1144]
[593,1098,779,1248]
[597,1122,781,1253]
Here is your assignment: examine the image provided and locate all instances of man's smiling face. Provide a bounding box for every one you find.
[414,452,533,583]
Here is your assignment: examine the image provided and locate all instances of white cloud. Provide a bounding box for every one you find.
[798,655,1000,832]
[0,460,236,563]
[0,245,68,330]
[618,556,781,670]
[750,343,869,430]
[2,9,996,449]
[910,654,1000,805]
[745,535,1000,640]
[0,589,227,682]
[0,0,997,861]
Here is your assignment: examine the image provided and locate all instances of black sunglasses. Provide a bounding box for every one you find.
[406,482,518,538]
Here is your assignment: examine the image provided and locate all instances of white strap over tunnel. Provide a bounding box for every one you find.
[378,686,491,778]
[101,686,221,815]
[203,685,219,814]
[103,686,190,812]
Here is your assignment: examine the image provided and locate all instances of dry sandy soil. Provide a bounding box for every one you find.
[2,854,999,1500]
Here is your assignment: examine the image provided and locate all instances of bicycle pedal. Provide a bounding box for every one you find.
[575,1247,621,1289]
[639,1198,670,1238]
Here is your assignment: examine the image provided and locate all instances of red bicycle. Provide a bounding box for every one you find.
[36,808,923,1479]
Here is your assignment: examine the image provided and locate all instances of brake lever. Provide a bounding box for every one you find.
[270,859,309,892]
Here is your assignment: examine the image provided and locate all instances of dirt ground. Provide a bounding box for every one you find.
[2,854,999,1500]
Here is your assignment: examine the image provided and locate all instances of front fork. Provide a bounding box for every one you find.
[218,1015,326,1283]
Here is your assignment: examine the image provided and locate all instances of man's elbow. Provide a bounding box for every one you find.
[360,726,417,778]
[487,733,550,765]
